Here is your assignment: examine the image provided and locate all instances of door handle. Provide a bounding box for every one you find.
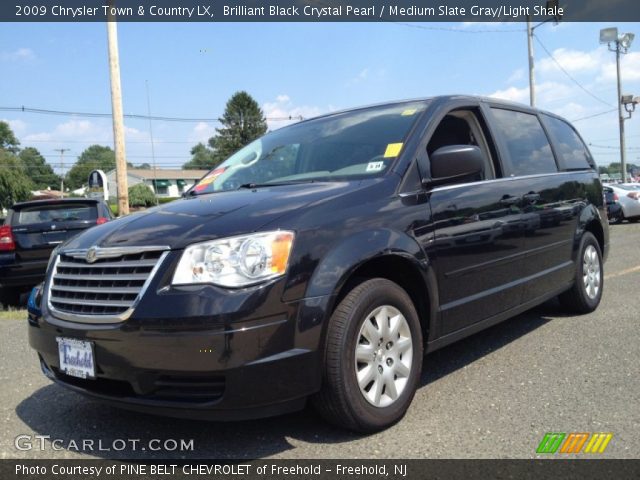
[524,192,541,203]
[500,195,520,206]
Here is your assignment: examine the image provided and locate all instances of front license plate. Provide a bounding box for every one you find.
[56,337,95,379]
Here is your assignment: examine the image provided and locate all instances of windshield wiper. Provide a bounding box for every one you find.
[237,180,317,190]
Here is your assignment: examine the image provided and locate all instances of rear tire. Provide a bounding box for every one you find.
[558,232,603,314]
[312,278,423,433]
[0,287,21,308]
[609,211,623,224]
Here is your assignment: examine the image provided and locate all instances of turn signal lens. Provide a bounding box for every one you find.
[270,233,294,275]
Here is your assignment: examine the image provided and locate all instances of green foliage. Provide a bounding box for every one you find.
[0,121,20,154]
[128,182,156,207]
[109,204,119,217]
[598,162,639,175]
[212,91,268,162]
[183,142,218,170]
[19,147,60,190]
[0,152,32,209]
[158,197,179,204]
[65,145,116,190]
[127,162,152,169]
[184,91,267,170]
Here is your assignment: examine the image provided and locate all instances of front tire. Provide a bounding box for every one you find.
[558,232,603,314]
[312,278,423,433]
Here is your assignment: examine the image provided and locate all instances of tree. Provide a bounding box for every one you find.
[183,142,217,170]
[65,145,116,190]
[19,147,60,190]
[212,91,268,162]
[0,121,20,154]
[183,91,267,170]
[128,182,156,207]
[0,152,31,209]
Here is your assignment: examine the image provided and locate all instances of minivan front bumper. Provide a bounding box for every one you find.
[28,284,330,420]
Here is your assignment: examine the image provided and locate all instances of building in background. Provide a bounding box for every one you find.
[106,168,208,198]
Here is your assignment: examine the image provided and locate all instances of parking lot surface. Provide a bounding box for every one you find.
[1,223,638,459]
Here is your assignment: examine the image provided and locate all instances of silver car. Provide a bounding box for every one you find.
[607,183,640,222]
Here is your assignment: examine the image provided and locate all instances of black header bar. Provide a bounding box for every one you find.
[2,1,639,23]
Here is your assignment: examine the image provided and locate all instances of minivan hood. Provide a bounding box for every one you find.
[62,181,365,250]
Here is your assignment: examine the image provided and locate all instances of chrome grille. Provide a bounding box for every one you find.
[48,246,168,323]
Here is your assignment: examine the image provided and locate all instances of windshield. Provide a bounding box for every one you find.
[191,101,428,194]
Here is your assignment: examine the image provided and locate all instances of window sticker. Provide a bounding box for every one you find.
[401,108,417,116]
[366,161,384,172]
[194,167,226,192]
[384,143,403,158]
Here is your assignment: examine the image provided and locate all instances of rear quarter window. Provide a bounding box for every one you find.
[541,114,594,170]
[491,108,557,176]
[14,203,97,225]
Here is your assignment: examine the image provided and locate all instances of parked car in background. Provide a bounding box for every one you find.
[0,198,112,306]
[605,183,640,223]
[603,186,624,224]
[28,96,608,432]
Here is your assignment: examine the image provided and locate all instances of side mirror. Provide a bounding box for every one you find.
[424,145,485,188]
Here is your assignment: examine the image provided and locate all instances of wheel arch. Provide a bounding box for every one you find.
[578,204,608,262]
[305,229,439,349]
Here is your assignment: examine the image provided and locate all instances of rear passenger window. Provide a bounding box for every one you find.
[541,114,593,170]
[491,108,557,176]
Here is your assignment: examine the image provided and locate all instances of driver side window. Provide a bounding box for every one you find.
[427,110,497,180]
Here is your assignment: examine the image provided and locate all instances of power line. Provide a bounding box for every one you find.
[533,35,614,108]
[589,143,640,151]
[591,133,640,142]
[0,106,304,123]
[393,22,524,33]
[571,108,618,122]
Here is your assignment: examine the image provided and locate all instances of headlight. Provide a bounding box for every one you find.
[172,231,295,287]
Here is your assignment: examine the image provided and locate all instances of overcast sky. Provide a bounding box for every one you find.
[1,21,639,174]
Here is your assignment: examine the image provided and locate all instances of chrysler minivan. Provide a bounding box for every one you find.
[28,96,608,432]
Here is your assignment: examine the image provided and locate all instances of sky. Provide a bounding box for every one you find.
[1,20,639,178]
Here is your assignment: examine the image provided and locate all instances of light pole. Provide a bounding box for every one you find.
[600,27,635,182]
[526,0,562,107]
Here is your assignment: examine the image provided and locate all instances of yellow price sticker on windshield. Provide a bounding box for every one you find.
[401,109,417,116]
[384,143,403,158]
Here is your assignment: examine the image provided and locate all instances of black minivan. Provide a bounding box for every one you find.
[28,96,608,432]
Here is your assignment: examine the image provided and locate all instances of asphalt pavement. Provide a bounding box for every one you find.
[1,223,638,459]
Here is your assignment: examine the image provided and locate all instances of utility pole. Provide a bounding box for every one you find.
[526,1,562,108]
[106,0,129,215]
[527,17,535,107]
[54,148,69,198]
[145,80,159,206]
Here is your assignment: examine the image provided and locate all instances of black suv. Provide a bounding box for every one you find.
[1,198,112,306]
[28,96,608,432]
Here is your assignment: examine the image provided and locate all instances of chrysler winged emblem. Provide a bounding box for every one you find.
[86,247,98,264]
